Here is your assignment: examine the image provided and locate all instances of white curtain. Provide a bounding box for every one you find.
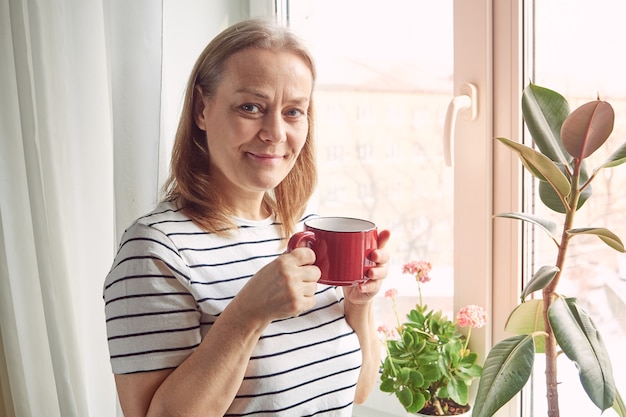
[0,0,269,415]
[0,0,164,415]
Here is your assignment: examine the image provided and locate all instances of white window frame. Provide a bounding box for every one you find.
[490,0,525,416]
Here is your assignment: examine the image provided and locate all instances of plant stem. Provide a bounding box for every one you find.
[432,397,445,415]
[542,164,581,417]
[542,273,562,417]
[392,296,401,329]
[418,281,423,307]
[463,327,472,354]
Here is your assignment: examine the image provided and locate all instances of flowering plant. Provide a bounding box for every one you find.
[378,261,486,416]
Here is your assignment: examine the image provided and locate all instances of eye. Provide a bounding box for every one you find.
[241,103,262,114]
[285,108,305,118]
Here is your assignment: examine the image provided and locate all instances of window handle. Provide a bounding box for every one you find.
[443,83,478,167]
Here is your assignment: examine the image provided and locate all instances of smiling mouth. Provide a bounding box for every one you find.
[248,152,285,160]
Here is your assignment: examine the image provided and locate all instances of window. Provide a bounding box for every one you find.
[286,1,491,415]
[284,1,625,416]
[285,0,506,415]
[287,0,457,330]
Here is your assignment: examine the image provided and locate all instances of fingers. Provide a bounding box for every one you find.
[357,276,382,296]
[365,229,390,280]
[285,247,320,283]
[347,229,390,299]
[371,229,391,263]
[249,248,321,319]
[377,229,391,249]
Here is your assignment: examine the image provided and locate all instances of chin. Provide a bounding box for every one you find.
[252,174,288,191]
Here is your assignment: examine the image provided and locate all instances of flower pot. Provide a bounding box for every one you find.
[408,400,472,416]
[409,409,471,417]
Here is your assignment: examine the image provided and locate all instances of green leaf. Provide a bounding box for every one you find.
[402,331,415,348]
[495,212,558,242]
[397,386,413,408]
[408,308,424,323]
[448,375,469,405]
[406,390,426,414]
[522,83,571,165]
[520,265,559,301]
[472,335,535,417]
[379,377,396,393]
[408,369,425,388]
[465,363,483,379]
[548,297,616,411]
[613,390,626,417]
[399,367,411,385]
[504,299,546,353]
[496,137,571,201]
[600,141,626,169]
[420,363,441,383]
[567,227,626,252]
[561,100,614,160]
[538,180,567,213]
[538,162,593,213]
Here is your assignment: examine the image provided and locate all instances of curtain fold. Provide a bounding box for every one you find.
[0,0,164,415]
[1,0,83,415]
[107,0,164,239]
[0,0,249,414]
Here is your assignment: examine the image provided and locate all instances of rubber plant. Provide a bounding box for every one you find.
[472,83,626,417]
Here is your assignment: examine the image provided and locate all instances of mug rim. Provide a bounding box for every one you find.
[304,216,376,233]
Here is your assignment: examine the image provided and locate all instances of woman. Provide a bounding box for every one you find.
[103,18,390,417]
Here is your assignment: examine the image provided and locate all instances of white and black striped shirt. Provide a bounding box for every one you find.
[103,202,361,416]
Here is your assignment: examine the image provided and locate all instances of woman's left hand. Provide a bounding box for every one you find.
[343,229,391,305]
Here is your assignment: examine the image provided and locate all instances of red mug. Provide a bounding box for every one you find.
[287,217,378,286]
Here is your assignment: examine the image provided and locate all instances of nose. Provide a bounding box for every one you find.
[258,111,287,143]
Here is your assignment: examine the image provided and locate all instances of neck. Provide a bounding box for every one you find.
[229,195,271,220]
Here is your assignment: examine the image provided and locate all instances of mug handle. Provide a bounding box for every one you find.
[287,230,316,252]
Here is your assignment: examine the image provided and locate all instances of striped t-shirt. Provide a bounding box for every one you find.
[103,202,362,416]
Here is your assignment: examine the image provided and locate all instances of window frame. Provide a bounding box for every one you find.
[490,0,525,416]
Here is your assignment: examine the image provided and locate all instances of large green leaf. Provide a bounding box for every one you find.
[504,299,546,353]
[520,265,559,301]
[538,162,593,213]
[548,297,616,411]
[522,83,571,165]
[567,227,626,252]
[561,100,614,160]
[472,335,535,417]
[538,180,568,214]
[495,212,558,243]
[496,137,571,200]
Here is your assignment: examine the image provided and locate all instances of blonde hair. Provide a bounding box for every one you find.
[162,18,317,237]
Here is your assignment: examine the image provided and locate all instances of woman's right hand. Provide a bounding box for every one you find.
[237,247,321,321]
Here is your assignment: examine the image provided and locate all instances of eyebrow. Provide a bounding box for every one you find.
[234,87,311,104]
[235,87,269,99]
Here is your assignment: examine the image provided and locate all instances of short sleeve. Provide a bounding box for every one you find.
[103,222,201,374]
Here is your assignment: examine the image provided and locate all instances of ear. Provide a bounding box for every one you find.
[193,86,208,131]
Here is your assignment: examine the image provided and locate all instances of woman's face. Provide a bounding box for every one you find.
[195,48,313,211]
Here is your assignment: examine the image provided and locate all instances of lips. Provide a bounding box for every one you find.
[247,152,285,160]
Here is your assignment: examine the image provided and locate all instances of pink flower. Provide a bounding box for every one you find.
[402,260,432,283]
[384,288,398,299]
[456,305,487,328]
[377,324,397,338]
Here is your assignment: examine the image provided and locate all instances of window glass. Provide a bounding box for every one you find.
[287,0,454,325]
[529,1,626,415]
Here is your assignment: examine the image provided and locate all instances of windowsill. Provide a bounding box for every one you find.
[352,382,407,417]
